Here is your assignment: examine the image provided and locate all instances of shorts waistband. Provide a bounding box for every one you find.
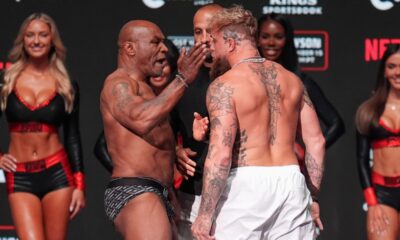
[230,165,300,175]
[9,122,58,133]
[372,171,400,187]
[108,177,168,197]
[15,148,67,173]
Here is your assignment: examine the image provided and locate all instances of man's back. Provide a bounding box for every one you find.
[215,60,303,167]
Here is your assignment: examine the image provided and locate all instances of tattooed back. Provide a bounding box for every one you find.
[100,69,175,186]
[209,60,304,168]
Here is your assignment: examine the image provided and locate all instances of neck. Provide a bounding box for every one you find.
[118,55,146,81]
[26,57,49,73]
[387,88,400,103]
[229,47,262,67]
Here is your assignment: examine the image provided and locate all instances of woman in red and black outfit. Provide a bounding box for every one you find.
[0,13,85,239]
[356,44,400,239]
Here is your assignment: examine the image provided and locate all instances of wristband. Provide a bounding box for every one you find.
[176,72,188,88]
[363,187,377,206]
[73,172,85,191]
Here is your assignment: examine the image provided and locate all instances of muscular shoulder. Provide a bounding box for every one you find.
[277,64,303,94]
[206,77,236,116]
[102,72,138,99]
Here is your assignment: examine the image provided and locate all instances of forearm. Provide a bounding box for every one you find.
[323,117,345,149]
[304,137,325,199]
[93,132,113,173]
[128,79,187,135]
[198,154,231,218]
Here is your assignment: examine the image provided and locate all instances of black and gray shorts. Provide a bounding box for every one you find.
[104,177,174,222]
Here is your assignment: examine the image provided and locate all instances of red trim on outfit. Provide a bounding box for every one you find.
[13,89,57,111]
[73,172,85,190]
[372,171,400,187]
[371,137,400,149]
[9,122,57,133]
[379,119,400,133]
[363,187,378,206]
[5,148,74,193]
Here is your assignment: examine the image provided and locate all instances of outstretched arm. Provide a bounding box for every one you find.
[105,44,206,136]
[303,76,345,148]
[192,80,237,240]
[93,131,113,173]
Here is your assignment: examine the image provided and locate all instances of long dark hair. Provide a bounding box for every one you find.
[355,44,400,135]
[257,13,299,75]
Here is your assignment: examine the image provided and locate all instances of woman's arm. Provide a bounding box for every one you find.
[302,75,345,149]
[93,131,113,173]
[63,81,85,190]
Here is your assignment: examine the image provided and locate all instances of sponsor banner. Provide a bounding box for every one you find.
[167,35,194,50]
[0,170,5,183]
[295,30,329,71]
[142,0,214,9]
[365,38,400,62]
[370,0,400,11]
[0,62,11,71]
[262,0,324,15]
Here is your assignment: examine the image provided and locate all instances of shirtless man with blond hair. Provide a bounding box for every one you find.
[191,6,325,240]
[100,20,205,239]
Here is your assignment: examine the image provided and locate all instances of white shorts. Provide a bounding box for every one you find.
[213,165,315,240]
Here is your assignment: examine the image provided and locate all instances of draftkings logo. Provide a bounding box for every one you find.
[142,0,213,9]
[370,0,400,11]
[364,38,400,62]
[294,30,329,71]
[262,0,323,15]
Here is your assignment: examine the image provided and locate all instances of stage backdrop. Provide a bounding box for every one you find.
[0,0,399,239]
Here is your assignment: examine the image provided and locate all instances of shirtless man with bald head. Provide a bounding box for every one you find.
[100,20,205,240]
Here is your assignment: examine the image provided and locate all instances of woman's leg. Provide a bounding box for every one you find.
[368,204,398,240]
[8,192,45,240]
[42,187,73,240]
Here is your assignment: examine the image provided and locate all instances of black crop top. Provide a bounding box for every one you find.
[369,119,400,149]
[0,78,84,177]
[357,119,400,190]
[6,90,67,126]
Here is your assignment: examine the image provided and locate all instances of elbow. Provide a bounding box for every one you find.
[333,117,346,137]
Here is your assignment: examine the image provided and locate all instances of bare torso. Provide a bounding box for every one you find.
[221,60,303,168]
[373,110,400,176]
[8,70,63,162]
[100,69,175,186]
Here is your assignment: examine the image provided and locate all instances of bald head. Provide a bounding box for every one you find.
[118,20,162,46]
[194,4,224,24]
[193,4,223,66]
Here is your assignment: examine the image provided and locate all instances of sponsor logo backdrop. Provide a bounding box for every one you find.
[0,0,398,239]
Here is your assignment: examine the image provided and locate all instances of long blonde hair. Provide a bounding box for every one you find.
[1,12,74,113]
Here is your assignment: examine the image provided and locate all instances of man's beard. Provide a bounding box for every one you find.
[210,56,231,80]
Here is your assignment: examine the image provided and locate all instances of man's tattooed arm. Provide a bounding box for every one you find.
[304,151,324,200]
[107,78,186,136]
[299,88,325,200]
[197,80,238,219]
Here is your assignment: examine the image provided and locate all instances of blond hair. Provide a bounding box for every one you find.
[1,12,75,113]
[209,5,257,45]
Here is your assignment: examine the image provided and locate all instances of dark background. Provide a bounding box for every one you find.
[0,0,399,239]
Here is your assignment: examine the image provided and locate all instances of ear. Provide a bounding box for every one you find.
[227,38,236,53]
[124,42,136,56]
